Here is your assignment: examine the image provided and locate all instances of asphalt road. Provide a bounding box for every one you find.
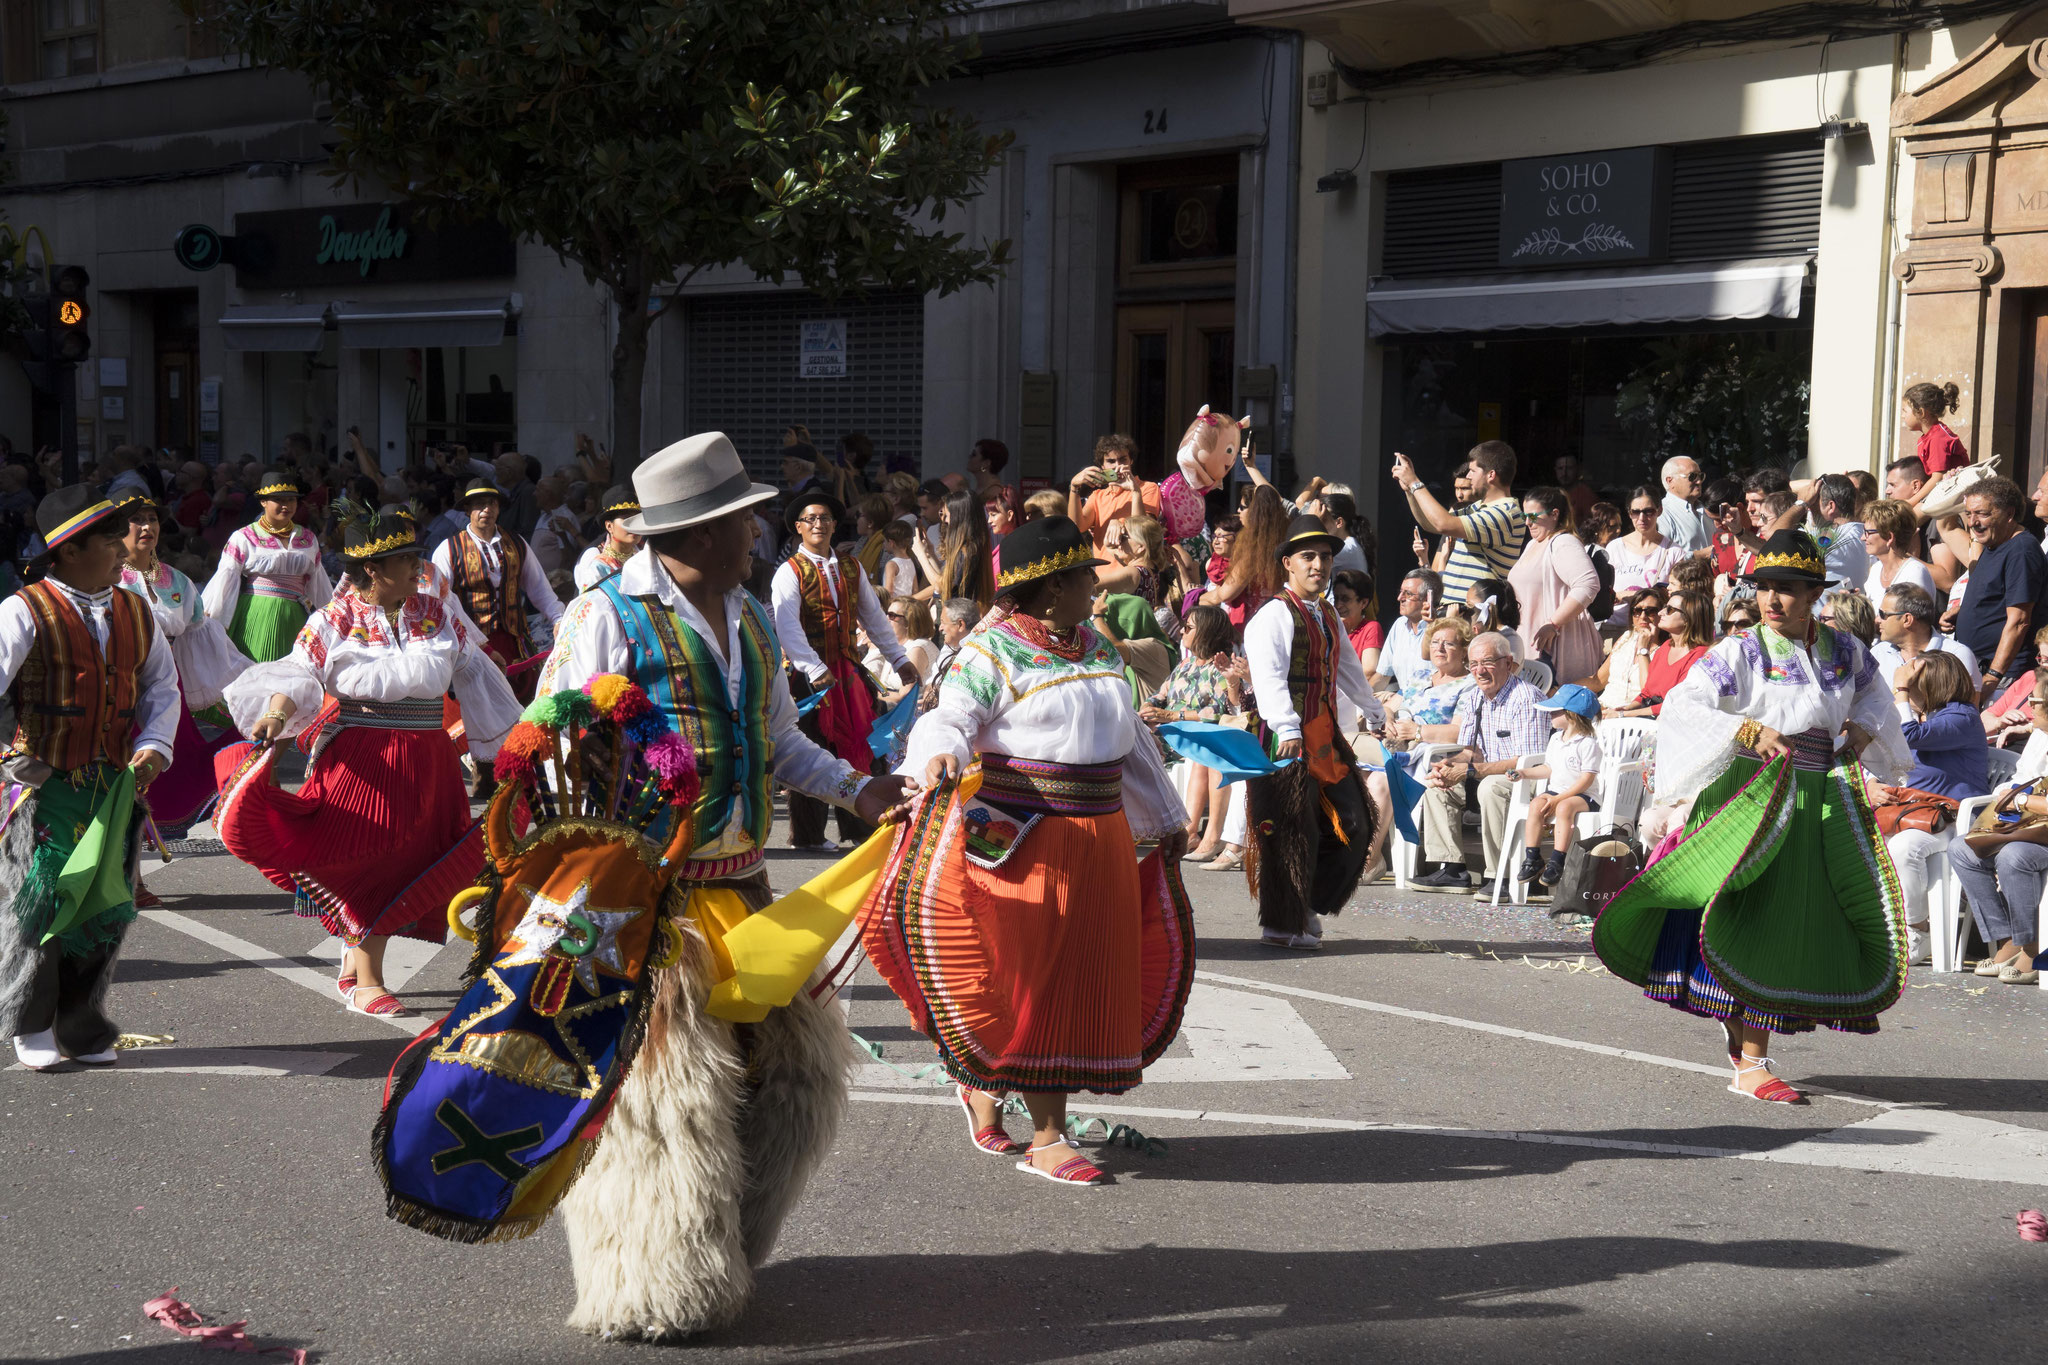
[4,808,2045,1364]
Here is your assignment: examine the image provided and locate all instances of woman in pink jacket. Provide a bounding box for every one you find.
[1508,484,1603,686]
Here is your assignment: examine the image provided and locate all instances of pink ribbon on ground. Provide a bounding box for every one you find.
[143,1290,309,1363]
[2020,1210,2047,1242]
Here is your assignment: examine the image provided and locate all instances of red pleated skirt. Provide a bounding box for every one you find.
[861,784,1196,1093]
[816,655,877,769]
[215,727,481,944]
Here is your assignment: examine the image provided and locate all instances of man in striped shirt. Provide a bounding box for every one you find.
[1392,440,1526,606]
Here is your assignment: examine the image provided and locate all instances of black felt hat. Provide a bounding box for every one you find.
[460,477,504,506]
[253,468,304,501]
[1280,513,1344,558]
[996,515,1104,589]
[342,511,421,562]
[784,490,845,534]
[36,485,122,552]
[601,484,641,519]
[110,487,160,516]
[1740,529,1832,586]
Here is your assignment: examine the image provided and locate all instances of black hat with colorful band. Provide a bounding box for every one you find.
[111,487,159,515]
[254,468,304,500]
[1280,513,1343,558]
[995,515,1104,590]
[601,484,641,519]
[36,486,122,551]
[460,477,504,506]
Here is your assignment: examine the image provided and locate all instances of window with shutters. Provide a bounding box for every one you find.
[37,0,96,79]
[1379,133,1823,279]
[681,289,925,483]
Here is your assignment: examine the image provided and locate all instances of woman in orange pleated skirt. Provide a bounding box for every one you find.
[862,516,1196,1186]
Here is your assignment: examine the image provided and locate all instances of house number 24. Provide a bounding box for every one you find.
[1143,108,1169,134]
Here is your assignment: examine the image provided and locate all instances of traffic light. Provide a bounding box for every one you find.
[50,264,90,363]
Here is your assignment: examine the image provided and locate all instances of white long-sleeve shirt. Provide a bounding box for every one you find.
[769,545,910,685]
[1243,592,1385,743]
[120,560,251,712]
[221,591,522,760]
[430,526,565,626]
[898,619,1185,840]
[539,553,871,827]
[0,578,179,768]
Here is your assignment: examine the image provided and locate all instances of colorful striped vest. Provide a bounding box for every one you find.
[1253,590,1349,781]
[450,531,531,652]
[789,551,863,667]
[9,581,156,773]
[596,577,780,873]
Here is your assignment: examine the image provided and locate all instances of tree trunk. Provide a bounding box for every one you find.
[610,272,651,476]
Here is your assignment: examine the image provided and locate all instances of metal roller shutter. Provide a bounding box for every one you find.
[682,289,925,482]
[1379,132,1823,279]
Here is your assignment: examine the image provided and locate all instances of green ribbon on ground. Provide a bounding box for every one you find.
[42,767,136,946]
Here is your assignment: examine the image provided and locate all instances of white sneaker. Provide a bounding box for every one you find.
[1906,926,1931,966]
[71,1048,118,1066]
[1286,933,1323,951]
[1304,914,1324,941]
[12,1031,61,1070]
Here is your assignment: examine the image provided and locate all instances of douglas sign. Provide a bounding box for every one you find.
[1498,145,1666,267]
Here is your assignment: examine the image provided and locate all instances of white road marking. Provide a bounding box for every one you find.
[1192,967,1902,1108]
[139,909,422,1035]
[307,935,444,991]
[858,983,1350,1088]
[7,1048,348,1078]
[848,1092,2048,1187]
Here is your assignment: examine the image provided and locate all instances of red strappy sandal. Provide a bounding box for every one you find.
[336,961,358,1000]
[957,1084,1023,1156]
[1015,1140,1106,1185]
[1728,1057,1806,1105]
[346,987,414,1019]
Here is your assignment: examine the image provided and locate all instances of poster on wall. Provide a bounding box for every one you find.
[800,319,848,378]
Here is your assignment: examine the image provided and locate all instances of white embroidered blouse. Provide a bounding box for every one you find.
[202,523,333,623]
[222,591,521,760]
[119,560,250,712]
[899,617,1186,840]
[1653,623,1910,806]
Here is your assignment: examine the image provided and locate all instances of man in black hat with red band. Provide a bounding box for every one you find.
[1241,515,1383,950]
[770,488,920,849]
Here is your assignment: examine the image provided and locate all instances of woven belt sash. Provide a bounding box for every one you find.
[978,754,1122,816]
[334,697,447,732]
[247,574,310,600]
[1736,726,1835,772]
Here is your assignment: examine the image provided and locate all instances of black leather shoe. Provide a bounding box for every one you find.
[1413,866,1472,892]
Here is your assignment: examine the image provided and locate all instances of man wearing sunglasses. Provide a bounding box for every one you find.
[1872,583,1982,722]
[1412,631,1547,893]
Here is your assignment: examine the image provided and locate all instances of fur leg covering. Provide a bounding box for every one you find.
[0,807,46,1038]
[1245,765,1318,936]
[561,942,753,1341]
[735,979,854,1267]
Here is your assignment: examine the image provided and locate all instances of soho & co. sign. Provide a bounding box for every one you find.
[1498,145,1668,266]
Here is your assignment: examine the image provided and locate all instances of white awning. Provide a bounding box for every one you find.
[219,303,330,352]
[1366,256,1813,338]
[332,297,516,350]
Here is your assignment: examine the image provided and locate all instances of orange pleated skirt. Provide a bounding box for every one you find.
[861,780,1195,1093]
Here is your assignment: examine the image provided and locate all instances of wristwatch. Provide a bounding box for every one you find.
[1407,480,1426,493]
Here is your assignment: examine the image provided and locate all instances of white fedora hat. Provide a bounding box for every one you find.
[621,432,779,535]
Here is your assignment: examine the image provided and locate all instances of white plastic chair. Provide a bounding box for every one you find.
[1489,718,1653,907]
[1389,740,1459,889]
[1933,746,2027,976]
[1518,659,1553,695]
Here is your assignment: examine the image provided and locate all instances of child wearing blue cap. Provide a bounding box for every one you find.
[1516,683,1604,890]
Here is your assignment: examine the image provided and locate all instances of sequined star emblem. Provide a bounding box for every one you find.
[498,879,640,994]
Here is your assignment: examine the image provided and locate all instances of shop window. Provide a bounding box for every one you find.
[39,0,96,79]
[404,340,518,456]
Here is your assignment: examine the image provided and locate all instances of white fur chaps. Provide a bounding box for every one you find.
[561,899,853,1341]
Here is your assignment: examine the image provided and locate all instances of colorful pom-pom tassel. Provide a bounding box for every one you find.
[584,674,630,715]
[608,683,654,722]
[621,709,668,747]
[642,733,701,800]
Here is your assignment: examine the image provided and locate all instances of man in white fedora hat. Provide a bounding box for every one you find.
[536,431,916,1340]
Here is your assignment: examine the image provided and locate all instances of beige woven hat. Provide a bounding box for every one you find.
[621,432,779,535]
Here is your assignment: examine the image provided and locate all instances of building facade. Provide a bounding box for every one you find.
[1231,0,2023,589]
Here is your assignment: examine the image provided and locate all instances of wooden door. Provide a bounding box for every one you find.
[156,347,196,452]
[2018,291,2048,505]
[1113,300,1235,478]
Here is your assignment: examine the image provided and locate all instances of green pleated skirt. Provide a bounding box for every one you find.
[228,593,308,664]
[1591,748,1908,1034]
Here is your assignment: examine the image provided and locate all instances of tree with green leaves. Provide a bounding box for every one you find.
[204,0,1012,468]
